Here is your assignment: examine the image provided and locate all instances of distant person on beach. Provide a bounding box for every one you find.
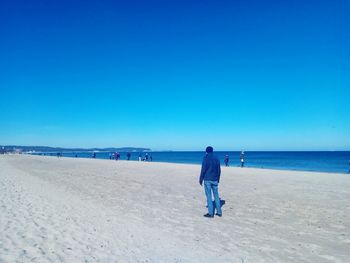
[115,152,120,160]
[150,154,153,162]
[224,155,229,167]
[138,153,142,161]
[199,146,222,218]
[240,151,245,167]
[92,152,96,158]
[109,153,112,160]
[127,152,131,160]
[145,153,149,161]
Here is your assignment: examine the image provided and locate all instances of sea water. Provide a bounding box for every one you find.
[39,151,350,174]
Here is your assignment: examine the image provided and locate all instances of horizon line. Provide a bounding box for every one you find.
[1,145,349,152]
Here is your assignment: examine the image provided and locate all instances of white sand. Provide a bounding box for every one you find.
[0,155,349,263]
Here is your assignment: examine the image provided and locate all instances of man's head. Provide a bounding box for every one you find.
[206,146,213,153]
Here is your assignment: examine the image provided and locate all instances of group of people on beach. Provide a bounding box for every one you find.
[138,153,152,162]
[107,152,152,162]
[223,151,245,167]
[108,152,121,160]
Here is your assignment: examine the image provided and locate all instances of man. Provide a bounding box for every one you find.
[224,155,229,167]
[240,151,245,168]
[199,146,222,218]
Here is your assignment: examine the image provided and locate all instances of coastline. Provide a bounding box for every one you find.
[28,150,350,174]
[1,154,349,262]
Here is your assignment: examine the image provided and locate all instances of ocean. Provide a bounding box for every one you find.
[36,151,350,174]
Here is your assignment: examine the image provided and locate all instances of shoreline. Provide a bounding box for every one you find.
[17,152,350,175]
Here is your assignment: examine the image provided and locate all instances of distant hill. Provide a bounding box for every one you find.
[0,145,151,153]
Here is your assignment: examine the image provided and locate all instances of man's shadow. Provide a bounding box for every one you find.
[206,199,226,209]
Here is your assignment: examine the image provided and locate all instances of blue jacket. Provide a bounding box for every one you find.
[199,153,221,184]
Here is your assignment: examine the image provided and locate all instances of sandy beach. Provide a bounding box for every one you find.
[0,154,349,263]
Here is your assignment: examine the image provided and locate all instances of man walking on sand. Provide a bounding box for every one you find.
[199,146,222,218]
[240,151,245,167]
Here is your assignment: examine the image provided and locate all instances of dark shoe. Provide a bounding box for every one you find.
[215,213,222,217]
[203,213,214,218]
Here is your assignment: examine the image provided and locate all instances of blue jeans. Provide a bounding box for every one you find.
[204,180,222,215]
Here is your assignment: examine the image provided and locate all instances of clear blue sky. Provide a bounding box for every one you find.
[1,0,349,151]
